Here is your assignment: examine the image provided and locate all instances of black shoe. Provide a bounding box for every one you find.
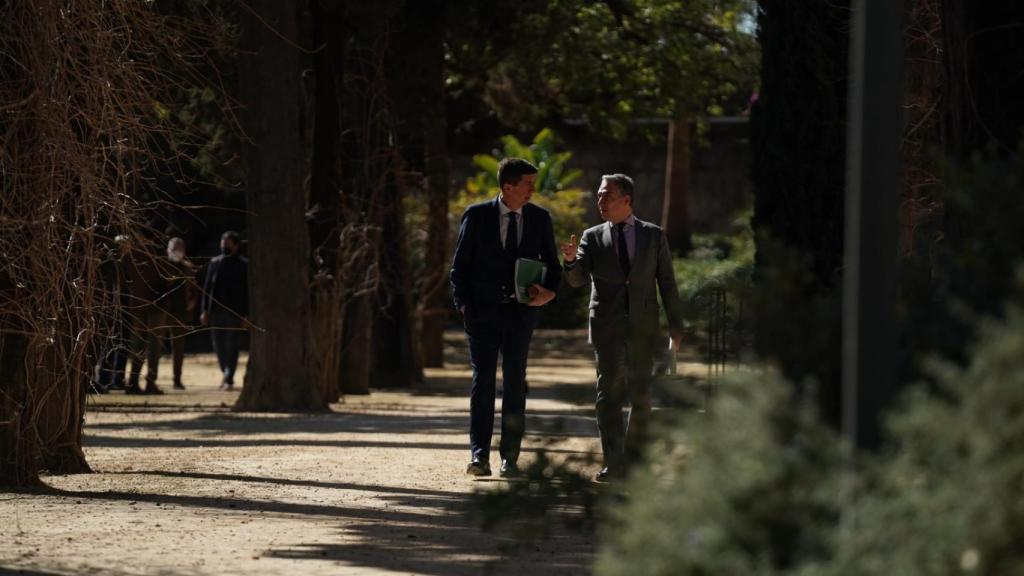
[172,381,185,390]
[124,384,145,395]
[499,459,520,477]
[466,457,491,477]
[143,384,165,395]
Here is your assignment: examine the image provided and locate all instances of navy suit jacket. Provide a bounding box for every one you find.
[450,198,562,324]
[201,253,249,317]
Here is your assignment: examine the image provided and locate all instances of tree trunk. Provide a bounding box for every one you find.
[373,168,423,389]
[918,0,1024,363]
[0,327,39,488]
[418,73,451,369]
[661,113,694,255]
[395,0,450,369]
[236,0,325,412]
[35,319,92,475]
[751,0,851,428]
[308,0,346,404]
[339,295,373,394]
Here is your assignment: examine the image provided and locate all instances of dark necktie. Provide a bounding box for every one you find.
[505,212,518,259]
[616,222,631,275]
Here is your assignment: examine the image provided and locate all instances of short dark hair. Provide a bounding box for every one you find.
[602,173,634,199]
[497,158,539,190]
[221,230,241,245]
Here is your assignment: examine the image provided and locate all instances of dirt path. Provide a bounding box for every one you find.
[1,330,710,575]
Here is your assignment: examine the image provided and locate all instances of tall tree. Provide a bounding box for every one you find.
[0,1,209,486]
[308,0,348,402]
[390,0,450,369]
[236,0,324,411]
[906,0,1024,365]
[751,0,851,427]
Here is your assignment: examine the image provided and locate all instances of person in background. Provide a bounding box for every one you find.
[93,237,129,393]
[200,231,249,390]
[124,231,168,395]
[158,237,197,390]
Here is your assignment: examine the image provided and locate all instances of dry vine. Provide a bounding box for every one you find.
[0,0,230,487]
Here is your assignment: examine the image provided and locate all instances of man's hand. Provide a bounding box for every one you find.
[669,329,683,353]
[200,311,209,327]
[560,234,577,263]
[527,283,555,307]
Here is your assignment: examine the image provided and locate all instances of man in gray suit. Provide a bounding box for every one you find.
[562,173,685,481]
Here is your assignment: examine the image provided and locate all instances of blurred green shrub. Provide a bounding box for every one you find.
[822,299,1024,576]
[599,292,1024,576]
[598,371,844,576]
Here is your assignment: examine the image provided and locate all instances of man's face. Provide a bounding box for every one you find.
[500,173,537,211]
[597,180,632,223]
[220,237,237,255]
[167,239,185,260]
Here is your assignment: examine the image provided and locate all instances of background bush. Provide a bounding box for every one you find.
[599,290,1024,576]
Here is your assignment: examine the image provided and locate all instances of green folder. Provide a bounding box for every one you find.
[514,258,548,303]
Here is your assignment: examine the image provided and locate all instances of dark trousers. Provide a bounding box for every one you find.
[97,341,128,388]
[466,302,534,461]
[210,310,243,384]
[163,322,188,385]
[594,322,655,471]
[128,308,165,388]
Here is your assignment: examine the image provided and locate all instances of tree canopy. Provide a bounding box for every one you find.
[446,0,759,137]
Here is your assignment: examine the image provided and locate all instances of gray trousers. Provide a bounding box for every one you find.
[593,320,655,471]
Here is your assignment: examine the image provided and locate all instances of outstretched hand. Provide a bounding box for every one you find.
[561,234,578,263]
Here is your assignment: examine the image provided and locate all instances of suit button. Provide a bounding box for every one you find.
[626,280,630,286]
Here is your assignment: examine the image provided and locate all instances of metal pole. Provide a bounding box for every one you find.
[842,0,905,451]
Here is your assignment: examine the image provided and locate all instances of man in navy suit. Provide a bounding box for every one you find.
[450,158,561,477]
[200,231,249,390]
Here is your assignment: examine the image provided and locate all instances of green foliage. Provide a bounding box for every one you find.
[672,211,754,349]
[598,371,845,576]
[674,210,754,303]
[823,302,1024,576]
[451,127,588,247]
[600,293,1024,576]
[170,85,242,187]
[900,143,1024,371]
[446,0,759,137]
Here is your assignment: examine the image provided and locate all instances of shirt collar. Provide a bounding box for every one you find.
[498,197,523,217]
[614,214,637,229]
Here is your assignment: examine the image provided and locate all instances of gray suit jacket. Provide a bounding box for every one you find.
[564,218,684,345]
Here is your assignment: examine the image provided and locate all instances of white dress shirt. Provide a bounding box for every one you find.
[498,197,523,248]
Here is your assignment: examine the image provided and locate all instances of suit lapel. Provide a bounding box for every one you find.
[634,219,651,272]
[600,222,629,279]
[490,197,502,249]
[601,221,614,253]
